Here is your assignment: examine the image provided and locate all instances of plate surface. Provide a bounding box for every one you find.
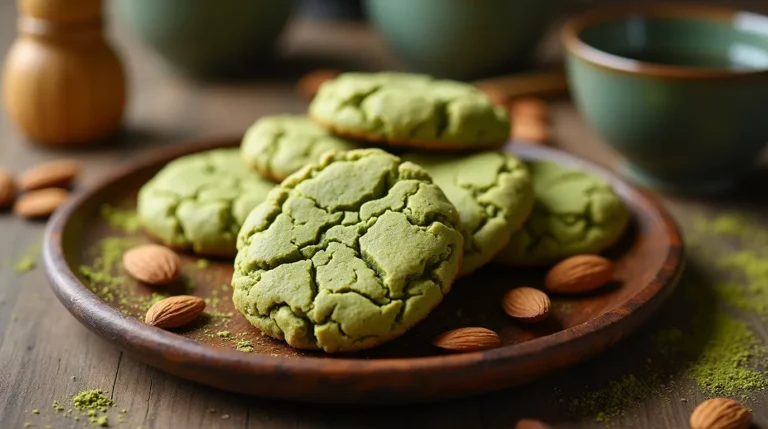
[43,138,684,403]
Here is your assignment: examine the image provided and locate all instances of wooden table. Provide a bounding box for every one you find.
[2,1,768,428]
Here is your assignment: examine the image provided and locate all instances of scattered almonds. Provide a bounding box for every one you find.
[512,121,549,144]
[433,327,501,352]
[690,398,751,429]
[145,295,206,329]
[17,159,80,191]
[0,169,14,207]
[544,254,614,294]
[514,419,551,429]
[502,287,551,323]
[296,69,341,100]
[123,244,181,285]
[12,187,69,218]
[508,97,550,144]
[508,97,548,121]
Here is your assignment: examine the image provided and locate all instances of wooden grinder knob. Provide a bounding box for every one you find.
[2,0,126,147]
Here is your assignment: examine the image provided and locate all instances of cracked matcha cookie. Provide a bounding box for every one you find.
[404,151,534,276]
[241,115,359,182]
[494,161,630,266]
[232,148,464,352]
[138,149,275,257]
[309,72,510,150]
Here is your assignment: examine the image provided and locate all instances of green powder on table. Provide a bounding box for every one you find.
[101,204,142,233]
[12,239,41,274]
[570,374,664,421]
[571,212,768,422]
[72,389,114,427]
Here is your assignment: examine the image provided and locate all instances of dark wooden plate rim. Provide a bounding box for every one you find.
[43,137,684,380]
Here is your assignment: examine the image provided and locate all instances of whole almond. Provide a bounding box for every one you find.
[690,398,751,429]
[17,159,80,191]
[515,419,551,429]
[123,244,181,285]
[0,169,14,207]
[13,188,69,218]
[145,295,205,329]
[296,69,340,100]
[433,327,501,352]
[544,254,614,294]
[512,119,549,144]
[508,97,548,121]
[502,287,551,323]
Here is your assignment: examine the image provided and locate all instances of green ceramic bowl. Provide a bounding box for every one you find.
[563,4,768,194]
[364,0,555,80]
[114,0,294,79]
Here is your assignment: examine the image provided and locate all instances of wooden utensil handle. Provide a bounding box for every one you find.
[473,68,569,102]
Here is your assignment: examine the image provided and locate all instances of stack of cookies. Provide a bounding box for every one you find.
[137,72,630,353]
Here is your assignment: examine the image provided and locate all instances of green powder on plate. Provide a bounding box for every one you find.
[100,204,142,233]
[237,340,254,353]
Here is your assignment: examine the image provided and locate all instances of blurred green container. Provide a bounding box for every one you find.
[115,0,295,79]
[364,0,556,80]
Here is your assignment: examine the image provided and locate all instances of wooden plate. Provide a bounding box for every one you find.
[42,138,684,404]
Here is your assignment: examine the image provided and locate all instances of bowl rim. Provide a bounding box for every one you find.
[562,2,768,79]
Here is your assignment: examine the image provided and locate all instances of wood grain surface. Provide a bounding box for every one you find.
[1,0,768,428]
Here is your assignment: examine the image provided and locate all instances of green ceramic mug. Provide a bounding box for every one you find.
[364,0,555,80]
[563,4,768,194]
[114,0,295,79]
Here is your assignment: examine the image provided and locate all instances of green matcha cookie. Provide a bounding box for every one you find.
[494,161,630,266]
[232,149,463,352]
[137,149,275,257]
[309,72,510,150]
[404,151,534,276]
[241,115,359,182]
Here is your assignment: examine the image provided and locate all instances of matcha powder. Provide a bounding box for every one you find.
[72,389,114,427]
[571,212,768,421]
[100,203,142,233]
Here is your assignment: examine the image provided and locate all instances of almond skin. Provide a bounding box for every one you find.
[145,295,206,329]
[515,419,551,429]
[508,97,548,121]
[690,398,751,429]
[123,244,181,285]
[433,327,501,352]
[296,69,340,100]
[502,287,551,323]
[512,119,549,144]
[17,159,80,191]
[0,169,15,208]
[544,254,614,294]
[13,188,68,218]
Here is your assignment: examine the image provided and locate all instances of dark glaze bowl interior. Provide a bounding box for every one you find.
[565,3,768,76]
[43,138,684,403]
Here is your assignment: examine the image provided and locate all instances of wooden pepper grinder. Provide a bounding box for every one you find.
[2,0,126,147]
